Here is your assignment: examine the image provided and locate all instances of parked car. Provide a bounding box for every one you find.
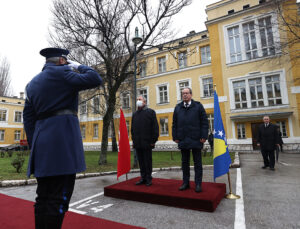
[0,143,29,152]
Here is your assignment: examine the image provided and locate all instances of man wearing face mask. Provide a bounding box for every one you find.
[172,87,208,193]
[23,47,102,229]
[131,95,159,186]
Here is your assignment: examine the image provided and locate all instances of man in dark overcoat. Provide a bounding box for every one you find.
[23,47,102,228]
[257,115,280,171]
[172,87,208,193]
[131,95,159,186]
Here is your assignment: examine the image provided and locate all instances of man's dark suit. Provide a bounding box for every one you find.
[257,123,279,169]
[131,106,159,183]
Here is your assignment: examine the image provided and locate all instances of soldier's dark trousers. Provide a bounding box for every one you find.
[261,150,275,168]
[136,147,152,182]
[181,148,203,185]
[35,174,76,229]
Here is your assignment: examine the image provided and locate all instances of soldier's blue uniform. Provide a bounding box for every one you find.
[23,48,102,229]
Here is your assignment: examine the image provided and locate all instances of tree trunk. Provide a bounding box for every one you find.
[111,120,118,152]
[99,90,117,165]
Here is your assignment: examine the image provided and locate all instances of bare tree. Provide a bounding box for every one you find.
[50,0,191,164]
[0,56,12,96]
[273,0,300,65]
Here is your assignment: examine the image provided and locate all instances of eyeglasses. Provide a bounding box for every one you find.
[182,92,190,95]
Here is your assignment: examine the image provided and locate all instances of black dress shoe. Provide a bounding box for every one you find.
[195,184,202,193]
[179,183,190,191]
[146,181,152,186]
[261,166,268,169]
[135,179,146,185]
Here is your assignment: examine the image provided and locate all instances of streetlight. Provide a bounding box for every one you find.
[132,27,143,168]
[132,27,143,114]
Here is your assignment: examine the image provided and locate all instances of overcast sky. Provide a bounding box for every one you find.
[0,0,219,96]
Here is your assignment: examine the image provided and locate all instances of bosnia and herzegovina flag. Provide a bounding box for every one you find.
[213,91,232,181]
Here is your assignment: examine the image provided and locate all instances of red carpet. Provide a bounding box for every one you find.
[0,193,145,229]
[104,177,226,212]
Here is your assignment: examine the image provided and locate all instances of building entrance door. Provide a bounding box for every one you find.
[251,123,263,150]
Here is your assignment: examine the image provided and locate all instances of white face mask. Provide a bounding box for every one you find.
[136,100,144,107]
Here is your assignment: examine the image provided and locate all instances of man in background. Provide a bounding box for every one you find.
[131,95,159,186]
[23,47,102,229]
[257,115,280,171]
[172,87,208,193]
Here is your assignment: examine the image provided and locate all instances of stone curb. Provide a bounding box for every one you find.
[230,152,241,168]
[0,153,240,187]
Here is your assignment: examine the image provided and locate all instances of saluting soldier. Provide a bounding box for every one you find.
[23,47,102,229]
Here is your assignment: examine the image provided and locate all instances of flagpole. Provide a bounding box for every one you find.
[225,171,240,199]
[214,85,240,200]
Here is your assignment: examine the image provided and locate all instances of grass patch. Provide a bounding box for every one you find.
[0,151,235,181]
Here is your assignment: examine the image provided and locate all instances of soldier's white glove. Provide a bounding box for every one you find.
[68,60,81,70]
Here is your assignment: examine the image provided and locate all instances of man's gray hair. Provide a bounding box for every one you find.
[182,87,192,95]
[46,57,61,64]
[137,95,147,103]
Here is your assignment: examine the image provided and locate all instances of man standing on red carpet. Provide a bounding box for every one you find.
[172,87,208,193]
[23,47,102,229]
[131,95,159,186]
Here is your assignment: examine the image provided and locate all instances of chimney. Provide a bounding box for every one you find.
[20,92,24,99]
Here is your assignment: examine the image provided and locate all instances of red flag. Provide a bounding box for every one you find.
[117,109,131,179]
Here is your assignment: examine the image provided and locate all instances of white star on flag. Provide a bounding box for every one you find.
[218,130,223,138]
[213,129,216,135]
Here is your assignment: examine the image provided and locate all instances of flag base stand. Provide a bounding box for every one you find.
[225,192,240,199]
[225,171,240,200]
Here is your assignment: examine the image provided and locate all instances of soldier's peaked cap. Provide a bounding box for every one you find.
[40,47,69,59]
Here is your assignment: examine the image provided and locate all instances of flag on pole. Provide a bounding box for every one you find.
[213,91,231,181]
[117,109,131,179]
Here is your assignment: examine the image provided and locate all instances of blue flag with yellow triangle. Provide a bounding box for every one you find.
[213,91,231,181]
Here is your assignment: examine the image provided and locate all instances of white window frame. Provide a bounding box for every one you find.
[237,123,246,139]
[159,117,169,136]
[200,46,211,64]
[242,21,259,60]
[0,109,8,122]
[224,12,280,65]
[199,74,213,98]
[14,130,21,141]
[80,101,87,115]
[125,120,130,136]
[248,78,264,108]
[178,51,187,69]
[81,125,86,139]
[158,56,166,73]
[93,96,100,114]
[139,62,147,78]
[228,69,288,111]
[108,123,112,138]
[276,121,287,137]
[176,79,191,102]
[121,91,130,109]
[156,83,170,105]
[0,130,5,141]
[137,86,149,105]
[93,123,99,138]
[207,114,214,132]
[14,111,22,123]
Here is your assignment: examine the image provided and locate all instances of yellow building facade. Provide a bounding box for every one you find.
[80,0,300,152]
[0,94,25,146]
